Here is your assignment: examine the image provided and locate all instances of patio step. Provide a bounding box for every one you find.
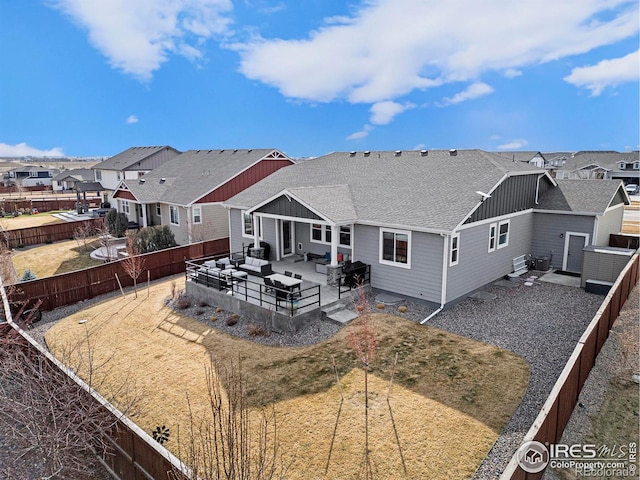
[322,302,358,325]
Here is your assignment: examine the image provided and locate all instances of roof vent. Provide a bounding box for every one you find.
[219,150,225,153]
[449,149,458,156]
[420,150,428,156]
[139,178,145,184]
[394,150,402,156]
[160,178,166,183]
[233,149,238,153]
[364,151,371,157]
[350,151,356,157]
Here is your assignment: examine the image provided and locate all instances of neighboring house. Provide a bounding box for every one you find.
[52,168,96,192]
[552,151,640,184]
[496,151,546,168]
[93,146,181,194]
[112,149,294,245]
[223,149,629,308]
[5,165,59,188]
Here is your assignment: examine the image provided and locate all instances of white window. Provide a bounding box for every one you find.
[156,203,161,216]
[450,233,460,266]
[242,211,262,238]
[29,171,38,177]
[170,205,179,225]
[192,206,202,224]
[310,224,352,247]
[379,228,411,268]
[498,220,510,248]
[634,162,639,170]
[95,170,102,181]
[121,200,130,215]
[488,223,497,252]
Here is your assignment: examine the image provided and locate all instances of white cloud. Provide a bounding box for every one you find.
[369,101,415,125]
[237,0,638,104]
[504,68,522,78]
[564,49,639,95]
[347,124,372,140]
[0,142,65,157]
[497,139,529,150]
[51,0,233,81]
[126,115,139,124]
[440,82,494,106]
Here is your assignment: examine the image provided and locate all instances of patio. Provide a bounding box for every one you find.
[184,254,369,333]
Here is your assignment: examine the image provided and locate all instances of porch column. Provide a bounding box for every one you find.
[253,214,260,247]
[330,224,339,266]
[141,204,148,228]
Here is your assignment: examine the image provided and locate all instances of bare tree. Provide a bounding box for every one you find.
[121,233,145,298]
[96,224,116,262]
[74,220,97,253]
[0,220,18,286]
[347,285,379,480]
[0,319,141,480]
[174,359,291,480]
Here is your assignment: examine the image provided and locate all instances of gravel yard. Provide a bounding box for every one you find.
[11,272,618,479]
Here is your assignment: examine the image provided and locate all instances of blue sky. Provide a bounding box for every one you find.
[0,1,638,159]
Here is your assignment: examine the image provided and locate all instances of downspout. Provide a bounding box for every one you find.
[535,174,543,205]
[187,206,193,244]
[421,233,448,324]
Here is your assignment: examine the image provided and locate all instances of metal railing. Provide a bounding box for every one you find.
[338,263,371,299]
[185,256,321,317]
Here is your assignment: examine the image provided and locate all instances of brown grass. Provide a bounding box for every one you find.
[11,238,103,279]
[0,212,66,230]
[44,277,529,480]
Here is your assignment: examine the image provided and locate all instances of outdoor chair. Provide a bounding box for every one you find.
[284,271,293,277]
[294,273,302,280]
[264,277,275,294]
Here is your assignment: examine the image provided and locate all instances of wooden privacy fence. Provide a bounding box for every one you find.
[502,253,639,480]
[6,217,105,248]
[11,238,229,313]
[1,197,93,213]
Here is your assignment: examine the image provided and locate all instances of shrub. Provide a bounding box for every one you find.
[376,303,385,310]
[133,225,177,253]
[398,305,408,313]
[174,294,192,310]
[355,304,365,312]
[210,316,218,323]
[247,324,269,337]
[215,307,224,313]
[226,316,239,327]
[198,300,209,308]
[20,269,36,282]
[195,309,205,316]
[105,209,128,237]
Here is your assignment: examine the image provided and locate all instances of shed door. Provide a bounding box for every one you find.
[565,234,586,273]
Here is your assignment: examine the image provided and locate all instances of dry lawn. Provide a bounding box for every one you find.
[12,238,103,279]
[45,277,529,480]
[0,212,66,230]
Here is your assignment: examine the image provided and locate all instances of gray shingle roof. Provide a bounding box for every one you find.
[97,146,178,171]
[122,149,290,205]
[52,168,94,182]
[494,151,544,163]
[226,149,542,232]
[555,151,639,171]
[287,185,357,223]
[535,179,627,213]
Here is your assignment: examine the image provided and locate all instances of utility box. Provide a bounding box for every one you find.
[580,246,635,289]
[535,256,550,271]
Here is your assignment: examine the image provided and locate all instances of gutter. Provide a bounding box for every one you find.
[421,233,448,324]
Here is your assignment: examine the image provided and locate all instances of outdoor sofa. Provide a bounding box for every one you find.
[238,256,273,276]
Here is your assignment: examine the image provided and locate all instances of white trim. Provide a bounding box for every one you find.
[457,209,532,230]
[449,233,460,266]
[247,188,337,224]
[603,202,625,214]
[309,223,352,247]
[497,219,510,249]
[441,234,448,305]
[533,209,601,216]
[156,203,161,217]
[241,210,263,239]
[169,205,179,225]
[562,232,589,272]
[488,222,497,252]
[192,206,202,224]
[379,228,411,269]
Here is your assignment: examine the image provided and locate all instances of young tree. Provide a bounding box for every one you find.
[121,233,145,298]
[0,221,18,286]
[105,209,128,238]
[73,220,97,253]
[175,360,291,480]
[347,286,378,480]
[20,268,36,282]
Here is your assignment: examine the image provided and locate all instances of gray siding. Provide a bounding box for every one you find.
[294,222,352,258]
[595,205,624,246]
[448,213,534,303]
[129,147,179,171]
[354,225,443,304]
[257,196,322,220]
[532,213,595,269]
[229,208,245,253]
[465,174,545,224]
[581,248,635,288]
